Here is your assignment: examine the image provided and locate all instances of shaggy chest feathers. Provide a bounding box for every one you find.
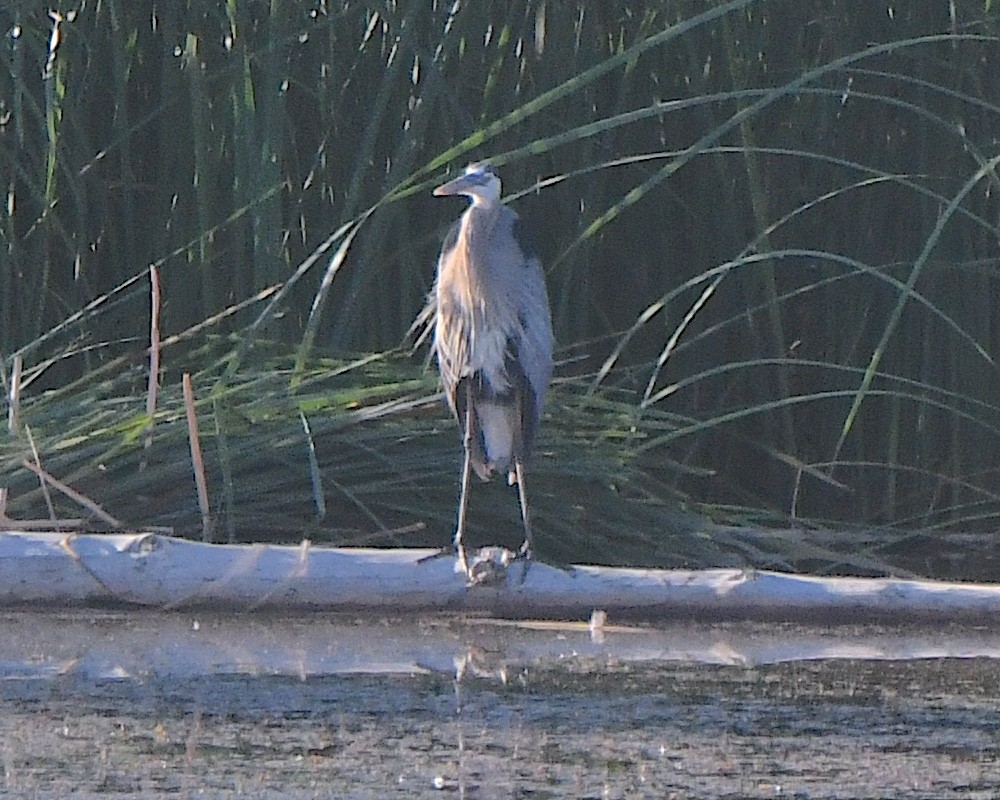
[433,203,548,480]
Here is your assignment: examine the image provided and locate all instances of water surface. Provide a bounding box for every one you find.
[1,611,998,798]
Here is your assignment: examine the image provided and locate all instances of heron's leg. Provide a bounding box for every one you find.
[453,384,475,576]
[513,459,533,559]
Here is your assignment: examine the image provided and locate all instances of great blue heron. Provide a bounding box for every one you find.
[430,162,553,577]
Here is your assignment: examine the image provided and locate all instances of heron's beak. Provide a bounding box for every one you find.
[433,174,474,197]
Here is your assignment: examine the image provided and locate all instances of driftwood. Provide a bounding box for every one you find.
[1,530,999,621]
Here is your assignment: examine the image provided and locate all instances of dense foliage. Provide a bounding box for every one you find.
[1,1,998,569]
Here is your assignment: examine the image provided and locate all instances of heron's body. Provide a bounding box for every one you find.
[430,163,553,575]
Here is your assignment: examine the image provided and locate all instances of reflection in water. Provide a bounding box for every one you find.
[2,612,1000,795]
[3,610,1000,680]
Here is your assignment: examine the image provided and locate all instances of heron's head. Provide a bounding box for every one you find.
[433,162,501,205]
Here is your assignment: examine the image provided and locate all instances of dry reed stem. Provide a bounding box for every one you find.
[0,485,84,530]
[0,516,84,530]
[20,459,121,528]
[24,425,56,520]
[182,372,213,542]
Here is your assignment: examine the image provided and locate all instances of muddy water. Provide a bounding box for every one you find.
[1,611,999,798]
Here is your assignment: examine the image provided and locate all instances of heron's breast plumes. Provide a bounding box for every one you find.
[436,210,520,391]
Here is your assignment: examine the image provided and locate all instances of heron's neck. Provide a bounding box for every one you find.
[457,205,500,291]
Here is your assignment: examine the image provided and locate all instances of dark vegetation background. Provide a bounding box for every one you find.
[1,1,999,576]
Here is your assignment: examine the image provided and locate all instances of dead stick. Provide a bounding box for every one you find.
[182,372,212,542]
[24,424,56,520]
[0,517,83,530]
[20,459,122,528]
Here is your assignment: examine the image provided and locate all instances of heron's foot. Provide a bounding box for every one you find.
[464,545,516,587]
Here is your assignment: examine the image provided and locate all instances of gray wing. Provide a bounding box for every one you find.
[513,256,553,457]
[502,209,553,458]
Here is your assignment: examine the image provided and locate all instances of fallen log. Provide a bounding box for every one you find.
[1,531,999,621]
